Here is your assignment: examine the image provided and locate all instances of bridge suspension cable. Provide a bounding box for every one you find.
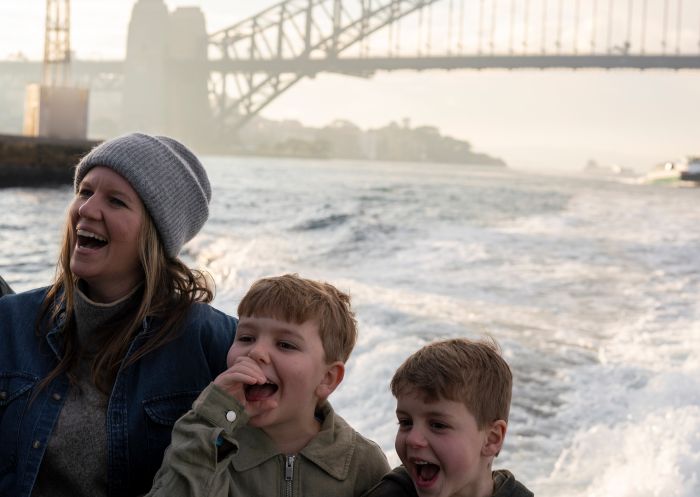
[478,0,485,54]
[641,0,648,54]
[447,0,453,54]
[395,2,401,54]
[426,1,433,55]
[457,0,465,54]
[607,0,614,54]
[490,0,497,54]
[662,0,669,53]
[591,0,598,52]
[675,0,682,54]
[523,0,530,51]
[626,0,634,53]
[416,3,423,54]
[573,0,580,53]
[541,0,548,53]
[557,0,564,53]
[510,0,516,53]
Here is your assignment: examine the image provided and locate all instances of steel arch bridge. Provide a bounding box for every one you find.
[206,0,700,132]
[208,0,443,131]
[2,0,698,139]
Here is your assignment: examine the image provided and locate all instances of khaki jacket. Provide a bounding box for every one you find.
[362,466,534,497]
[147,383,390,497]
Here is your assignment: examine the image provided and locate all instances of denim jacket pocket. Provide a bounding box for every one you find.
[143,391,199,453]
[0,372,38,474]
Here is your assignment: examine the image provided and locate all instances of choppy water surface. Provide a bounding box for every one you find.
[2,158,699,496]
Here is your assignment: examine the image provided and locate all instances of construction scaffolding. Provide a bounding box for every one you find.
[24,0,89,140]
[43,0,72,86]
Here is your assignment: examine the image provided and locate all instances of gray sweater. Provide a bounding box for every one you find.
[31,285,140,497]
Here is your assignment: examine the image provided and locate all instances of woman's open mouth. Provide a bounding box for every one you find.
[76,228,108,250]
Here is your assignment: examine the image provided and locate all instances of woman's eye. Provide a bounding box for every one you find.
[110,197,127,207]
[78,188,92,198]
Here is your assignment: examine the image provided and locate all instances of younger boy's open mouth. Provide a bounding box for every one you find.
[413,460,440,487]
[76,229,108,250]
[244,381,279,402]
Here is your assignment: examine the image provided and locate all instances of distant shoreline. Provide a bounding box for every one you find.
[0,131,505,189]
[220,149,507,167]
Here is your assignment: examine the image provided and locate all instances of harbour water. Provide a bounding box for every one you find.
[1,157,699,496]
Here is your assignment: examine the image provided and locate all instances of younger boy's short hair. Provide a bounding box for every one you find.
[237,274,357,363]
[390,337,512,428]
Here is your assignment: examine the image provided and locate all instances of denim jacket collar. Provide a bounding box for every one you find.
[43,295,153,363]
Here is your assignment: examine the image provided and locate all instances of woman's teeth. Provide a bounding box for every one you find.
[76,229,108,248]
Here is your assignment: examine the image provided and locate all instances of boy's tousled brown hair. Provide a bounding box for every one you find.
[391,337,512,428]
[237,274,357,363]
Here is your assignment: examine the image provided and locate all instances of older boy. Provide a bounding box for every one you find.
[147,274,390,497]
[364,338,533,497]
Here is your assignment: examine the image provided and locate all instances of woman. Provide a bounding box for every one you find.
[0,133,236,497]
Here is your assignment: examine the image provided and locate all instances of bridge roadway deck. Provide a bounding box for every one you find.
[2,54,700,81]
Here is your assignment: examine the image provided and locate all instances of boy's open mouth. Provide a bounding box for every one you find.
[244,381,278,402]
[414,460,440,486]
[76,229,108,249]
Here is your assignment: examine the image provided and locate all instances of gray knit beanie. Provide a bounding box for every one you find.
[74,133,211,257]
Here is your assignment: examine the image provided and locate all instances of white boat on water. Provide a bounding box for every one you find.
[679,156,700,181]
[642,156,700,184]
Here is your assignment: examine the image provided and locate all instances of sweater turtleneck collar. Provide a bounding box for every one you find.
[73,281,143,354]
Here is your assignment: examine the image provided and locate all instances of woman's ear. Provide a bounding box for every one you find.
[315,361,345,400]
[482,420,507,457]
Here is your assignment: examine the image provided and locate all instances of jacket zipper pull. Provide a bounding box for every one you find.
[285,455,295,497]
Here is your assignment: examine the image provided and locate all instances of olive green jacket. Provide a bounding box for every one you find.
[362,466,534,497]
[147,383,390,497]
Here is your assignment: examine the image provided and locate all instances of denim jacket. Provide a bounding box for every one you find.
[0,287,237,497]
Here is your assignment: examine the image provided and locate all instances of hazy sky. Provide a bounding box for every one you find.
[1,0,699,171]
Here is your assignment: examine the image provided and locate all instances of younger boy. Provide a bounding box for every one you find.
[147,274,389,497]
[364,338,533,497]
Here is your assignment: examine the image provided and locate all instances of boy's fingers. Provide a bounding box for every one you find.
[213,370,259,401]
[231,357,267,384]
[213,358,268,406]
[222,358,266,384]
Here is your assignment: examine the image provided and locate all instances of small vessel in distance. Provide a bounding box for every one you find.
[641,156,700,185]
[583,159,636,177]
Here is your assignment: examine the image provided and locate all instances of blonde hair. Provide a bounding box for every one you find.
[391,338,512,428]
[237,274,357,363]
[37,208,213,394]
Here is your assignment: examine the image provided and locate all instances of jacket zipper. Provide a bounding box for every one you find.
[285,455,295,497]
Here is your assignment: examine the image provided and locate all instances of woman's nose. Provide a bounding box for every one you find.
[77,195,101,220]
